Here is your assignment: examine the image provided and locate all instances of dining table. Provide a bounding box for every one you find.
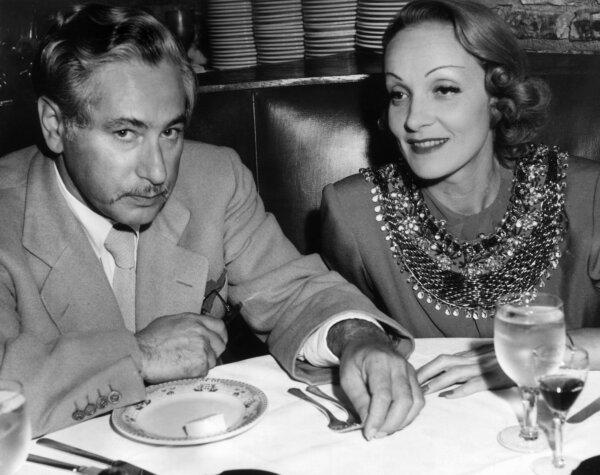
[18,338,600,475]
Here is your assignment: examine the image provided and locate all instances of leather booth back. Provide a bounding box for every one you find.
[190,56,600,255]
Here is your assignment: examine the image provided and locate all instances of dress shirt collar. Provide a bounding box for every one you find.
[53,162,138,258]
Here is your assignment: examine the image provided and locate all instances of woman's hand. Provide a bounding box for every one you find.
[416,343,514,398]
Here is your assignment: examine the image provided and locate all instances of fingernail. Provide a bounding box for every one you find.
[420,384,430,394]
[438,390,454,398]
[373,431,387,439]
[365,429,376,441]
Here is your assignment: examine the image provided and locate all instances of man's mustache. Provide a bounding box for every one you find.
[117,185,171,200]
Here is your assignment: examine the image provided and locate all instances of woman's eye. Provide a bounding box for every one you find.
[389,90,407,104]
[435,85,460,96]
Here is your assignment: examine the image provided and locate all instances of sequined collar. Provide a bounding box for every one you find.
[361,144,568,319]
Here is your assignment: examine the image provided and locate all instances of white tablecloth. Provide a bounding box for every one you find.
[18,338,600,475]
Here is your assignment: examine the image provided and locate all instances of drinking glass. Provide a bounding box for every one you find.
[0,380,31,474]
[531,345,589,474]
[494,293,566,452]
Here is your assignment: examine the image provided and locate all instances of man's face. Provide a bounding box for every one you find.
[57,60,187,227]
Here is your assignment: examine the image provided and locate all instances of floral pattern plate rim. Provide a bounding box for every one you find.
[110,377,268,446]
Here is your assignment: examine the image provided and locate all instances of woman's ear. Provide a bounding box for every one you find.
[38,96,66,154]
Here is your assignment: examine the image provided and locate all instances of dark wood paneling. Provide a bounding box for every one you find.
[187,89,257,179]
[254,81,397,254]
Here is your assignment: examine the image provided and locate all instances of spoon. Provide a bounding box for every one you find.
[287,388,362,432]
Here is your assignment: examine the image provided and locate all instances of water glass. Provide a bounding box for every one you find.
[0,380,31,475]
[494,293,566,452]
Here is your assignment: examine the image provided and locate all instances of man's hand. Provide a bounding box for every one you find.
[328,320,424,440]
[417,343,513,397]
[135,313,227,384]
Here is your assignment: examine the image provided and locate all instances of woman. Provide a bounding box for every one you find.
[321,0,600,396]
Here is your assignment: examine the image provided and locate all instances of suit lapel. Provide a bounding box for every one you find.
[22,154,125,332]
[22,152,208,333]
[136,194,208,331]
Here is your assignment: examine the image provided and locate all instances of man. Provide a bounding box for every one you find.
[0,4,423,438]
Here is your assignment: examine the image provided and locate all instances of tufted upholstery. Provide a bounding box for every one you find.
[190,53,600,255]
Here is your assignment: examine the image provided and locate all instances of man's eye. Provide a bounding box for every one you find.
[163,128,182,139]
[114,129,134,140]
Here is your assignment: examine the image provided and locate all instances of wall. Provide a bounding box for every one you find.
[484,0,600,53]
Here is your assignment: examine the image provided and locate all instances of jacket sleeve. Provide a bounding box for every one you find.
[320,182,383,305]
[0,253,146,437]
[221,152,413,384]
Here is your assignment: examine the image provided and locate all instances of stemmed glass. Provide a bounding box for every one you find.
[494,293,566,452]
[531,345,589,474]
[0,380,31,474]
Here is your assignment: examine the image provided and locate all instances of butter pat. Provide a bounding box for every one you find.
[183,413,227,437]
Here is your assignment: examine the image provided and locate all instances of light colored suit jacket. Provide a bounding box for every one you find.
[0,141,411,436]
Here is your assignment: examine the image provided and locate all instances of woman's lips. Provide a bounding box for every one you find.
[407,138,449,153]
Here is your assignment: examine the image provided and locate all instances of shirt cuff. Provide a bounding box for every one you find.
[297,311,383,367]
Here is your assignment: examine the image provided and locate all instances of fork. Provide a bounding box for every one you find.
[287,387,362,433]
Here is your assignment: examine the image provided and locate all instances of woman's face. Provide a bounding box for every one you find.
[384,21,495,183]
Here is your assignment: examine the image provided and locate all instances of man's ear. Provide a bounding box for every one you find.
[38,96,67,154]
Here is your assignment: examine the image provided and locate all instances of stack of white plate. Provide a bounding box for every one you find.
[356,0,408,52]
[206,0,257,70]
[253,0,304,64]
[302,0,357,58]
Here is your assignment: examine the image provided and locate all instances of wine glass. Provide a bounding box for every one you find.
[531,345,589,474]
[493,293,566,452]
[0,380,31,474]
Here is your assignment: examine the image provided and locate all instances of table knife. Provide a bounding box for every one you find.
[567,396,600,423]
[37,437,157,475]
[27,454,106,474]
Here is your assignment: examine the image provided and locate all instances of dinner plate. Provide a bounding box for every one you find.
[111,378,268,446]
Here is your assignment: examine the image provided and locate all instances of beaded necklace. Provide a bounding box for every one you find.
[361,144,568,319]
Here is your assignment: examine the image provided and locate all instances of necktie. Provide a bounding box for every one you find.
[104,225,136,332]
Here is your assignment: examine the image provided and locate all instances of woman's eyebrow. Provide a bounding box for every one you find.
[385,72,404,82]
[425,65,465,76]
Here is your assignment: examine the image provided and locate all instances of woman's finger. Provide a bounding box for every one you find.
[443,369,514,398]
[441,375,488,398]
[417,353,477,384]
[421,363,482,393]
[452,343,495,358]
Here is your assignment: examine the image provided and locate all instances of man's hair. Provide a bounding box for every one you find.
[32,3,196,128]
[383,0,550,161]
